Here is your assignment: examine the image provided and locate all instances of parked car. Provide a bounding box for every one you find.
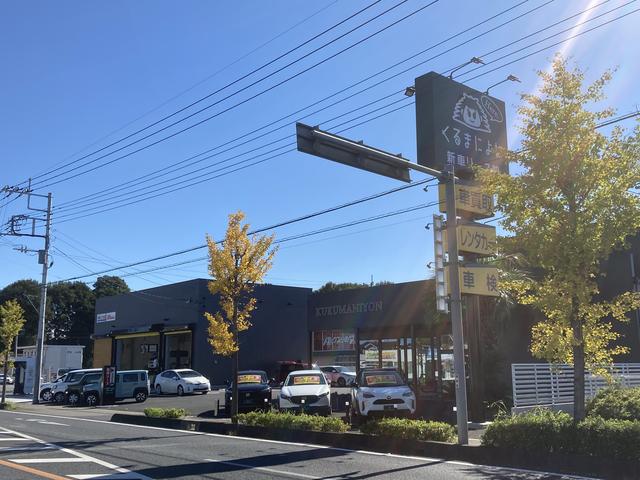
[279,370,331,416]
[64,371,103,405]
[0,374,14,385]
[320,365,356,387]
[225,370,272,415]
[50,368,102,403]
[350,368,416,423]
[40,374,69,402]
[154,369,210,396]
[269,361,319,386]
[82,370,150,406]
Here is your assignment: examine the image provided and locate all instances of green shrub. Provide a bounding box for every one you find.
[360,418,457,443]
[236,411,348,433]
[482,408,574,453]
[482,408,640,460]
[144,407,188,419]
[0,402,16,411]
[587,386,640,420]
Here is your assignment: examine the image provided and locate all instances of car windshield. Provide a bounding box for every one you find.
[178,370,202,378]
[286,374,325,386]
[335,367,352,373]
[237,373,266,384]
[362,371,405,387]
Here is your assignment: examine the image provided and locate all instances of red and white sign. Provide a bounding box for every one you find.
[313,329,355,352]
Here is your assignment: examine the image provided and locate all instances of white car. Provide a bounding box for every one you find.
[155,369,210,396]
[320,366,356,387]
[279,370,331,416]
[351,369,416,420]
[0,374,14,385]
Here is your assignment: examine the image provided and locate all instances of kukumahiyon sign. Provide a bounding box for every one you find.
[315,301,383,317]
[414,71,508,176]
[438,183,494,217]
[96,312,116,324]
[445,265,500,297]
[443,222,497,256]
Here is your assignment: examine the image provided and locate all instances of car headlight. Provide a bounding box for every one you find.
[280,392,290,399]
[402,391,414,397]
[363,392,375,398]
[319,391,329,397]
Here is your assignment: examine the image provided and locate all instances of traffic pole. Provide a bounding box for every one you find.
[32,192,52,404]
[444,165,469,445]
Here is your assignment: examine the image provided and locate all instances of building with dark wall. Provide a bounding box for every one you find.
[93,279,311,384]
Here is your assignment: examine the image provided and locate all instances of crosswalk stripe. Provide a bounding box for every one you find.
[10,457,89,463]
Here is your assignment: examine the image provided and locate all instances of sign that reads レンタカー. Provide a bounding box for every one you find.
[445,265,500,297]
[443,223,497,256]
[415,71,508,176]
[96,312,116,324]
[438,183,494,217]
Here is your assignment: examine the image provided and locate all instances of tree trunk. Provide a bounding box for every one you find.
[231,306,239,426]
[1,350,9,406]
[571,295,586,421]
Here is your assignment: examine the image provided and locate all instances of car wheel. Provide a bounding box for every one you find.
[40,389,52,402]
[177,385,184,396]
[67,392,80,406]
[201,391,208,395]
[135,391,147,403]
[54,392,65,404]
[337,377,346,387]
[85,393,99,406]
[155,384,162,395]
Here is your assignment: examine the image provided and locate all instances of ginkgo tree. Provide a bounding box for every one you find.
[477,56,640,420]
[205,211,277,422]
[0,299,26,408]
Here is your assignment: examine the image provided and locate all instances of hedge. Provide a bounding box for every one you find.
[360,418,457,443]
[236,411,348,433]
[482,409,640,460]
[144,407,188,419]
[586,385,640,421]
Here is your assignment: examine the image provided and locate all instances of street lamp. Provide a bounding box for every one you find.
[449,57,484,79]
[484,74,521,95]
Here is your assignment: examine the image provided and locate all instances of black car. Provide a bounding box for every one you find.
[65,372,103,405]
[225,370,272,415]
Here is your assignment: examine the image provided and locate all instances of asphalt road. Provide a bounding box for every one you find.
[0,408,599,480]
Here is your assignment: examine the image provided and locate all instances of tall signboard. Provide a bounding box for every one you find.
[415,71,508,176]
[102,365,117,405]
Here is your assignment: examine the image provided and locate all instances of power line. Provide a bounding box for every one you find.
[20,0,382,188]
[3,0,548,211]
[50,0,599,215]
[32,0,439,190]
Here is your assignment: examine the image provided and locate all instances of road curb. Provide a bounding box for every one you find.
[110,413,639,479]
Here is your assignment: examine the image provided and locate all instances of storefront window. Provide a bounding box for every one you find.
[311,329,356,368]
[115,334,159,372]
[164,332,192,370]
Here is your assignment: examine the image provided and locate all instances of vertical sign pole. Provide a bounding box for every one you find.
[444,166,469,444]
[32,192,52,404]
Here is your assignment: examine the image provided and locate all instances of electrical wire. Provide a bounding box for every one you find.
[32,1,439,190]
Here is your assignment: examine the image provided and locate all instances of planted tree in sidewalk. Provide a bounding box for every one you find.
[0,299,26,407]
[204,211,277,423]
[477,56,640,420]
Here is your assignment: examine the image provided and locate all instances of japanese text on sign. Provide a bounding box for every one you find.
[443,223,497,256]
[238,374,263,384]
[445,266,500,297]
[293,375,322,385]
[438,184,494,217]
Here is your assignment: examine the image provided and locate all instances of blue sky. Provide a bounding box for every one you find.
[1,0,639,292]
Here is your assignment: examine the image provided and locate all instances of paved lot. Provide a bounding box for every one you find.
[0,408,598,479]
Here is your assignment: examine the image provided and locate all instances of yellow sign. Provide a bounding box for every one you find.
[438,184,494,217]
[292,375,321,385]
[237,374,262,384]
[443,223,497,256]
[445,266,500,297]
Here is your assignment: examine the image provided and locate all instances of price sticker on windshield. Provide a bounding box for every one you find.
[293,375,321,385]
[365,374,397,386]
[238,374,262,384]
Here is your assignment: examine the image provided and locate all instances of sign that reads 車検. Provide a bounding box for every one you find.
[415,71,508,176]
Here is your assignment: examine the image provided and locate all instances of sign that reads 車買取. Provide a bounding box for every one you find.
[415,71,508,176]
[438,183,494,217]
[445,265,499,297]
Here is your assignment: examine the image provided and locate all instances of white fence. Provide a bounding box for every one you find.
[512,363,640,408]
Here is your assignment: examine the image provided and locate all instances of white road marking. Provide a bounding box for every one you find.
[68,475,149,479]
[10,457,88,463]
[0,410,601,480]
[23,418,69,426]
[0,446,55,452]
[205,458,320,479]
[0,438,30,441]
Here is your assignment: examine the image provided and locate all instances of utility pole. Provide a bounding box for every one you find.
[443,165,468,444]
[0,182,53,403]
